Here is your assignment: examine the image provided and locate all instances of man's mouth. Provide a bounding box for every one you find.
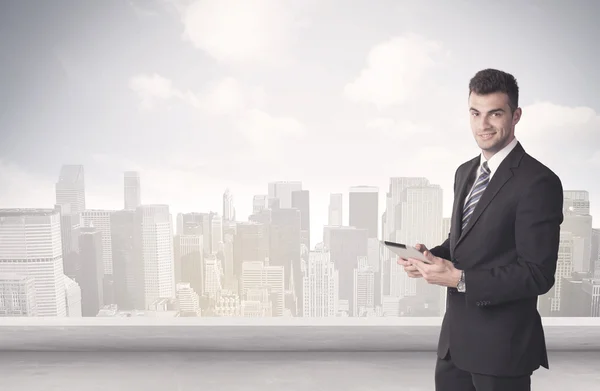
[479,133,495,140]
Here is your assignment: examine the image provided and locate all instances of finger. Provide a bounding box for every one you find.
[397,257,410,266]
[403,265,419,273]
[410,259,429,273]
[422,250,438,264]
[415,243,429,252]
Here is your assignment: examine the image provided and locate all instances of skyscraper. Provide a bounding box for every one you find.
[328,193,343,226]
[268,181,302,209]
[135,205,175,309]
[349,186,378,239]
[124,171,141,211]
[0,208,67,316]
[55,165,86,215]
[292,189,310,250]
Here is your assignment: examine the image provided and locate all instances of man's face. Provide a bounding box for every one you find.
[468,92,521,159]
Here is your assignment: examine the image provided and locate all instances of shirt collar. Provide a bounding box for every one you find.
[480,137,518,178]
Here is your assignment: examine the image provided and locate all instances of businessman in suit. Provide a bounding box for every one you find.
[398,68,564,391]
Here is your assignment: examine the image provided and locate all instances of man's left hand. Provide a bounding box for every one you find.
[408,250,462,288]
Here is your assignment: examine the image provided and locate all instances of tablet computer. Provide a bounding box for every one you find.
[383,241,432,264]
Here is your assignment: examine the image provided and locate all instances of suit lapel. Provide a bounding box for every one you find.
[454,142,526,250]
[450,157,479,254]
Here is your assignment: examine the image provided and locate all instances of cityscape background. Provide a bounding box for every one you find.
[1,0,599,319]
[0,170,599,318]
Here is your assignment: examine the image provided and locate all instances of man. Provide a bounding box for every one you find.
[398,68,564,391]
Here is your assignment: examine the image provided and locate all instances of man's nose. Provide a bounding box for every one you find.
[478,115,491,130]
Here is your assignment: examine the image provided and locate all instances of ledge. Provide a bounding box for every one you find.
[1,317,599,352]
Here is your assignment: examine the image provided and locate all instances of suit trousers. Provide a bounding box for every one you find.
[435,351,532,391]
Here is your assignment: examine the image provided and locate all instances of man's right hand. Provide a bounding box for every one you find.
[397,243,429,278]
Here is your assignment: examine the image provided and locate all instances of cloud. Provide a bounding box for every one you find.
[0,161,56,209]
[366,117,436,140]
[517,102,600,161]
[129,73,184,110]
[518,101,600,137]
[177,0,300,65]
[128,73,263,115]
[236,109,305,158]
[128,73,305,155]
[344,33,450,110]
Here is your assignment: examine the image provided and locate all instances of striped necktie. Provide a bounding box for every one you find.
[461,161,491,231]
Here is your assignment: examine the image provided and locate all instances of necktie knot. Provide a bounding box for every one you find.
[481,161,490,175]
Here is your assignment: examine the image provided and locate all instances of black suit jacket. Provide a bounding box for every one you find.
[429,141,563,377]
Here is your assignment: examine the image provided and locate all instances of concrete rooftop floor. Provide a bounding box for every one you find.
[1,351,598,391]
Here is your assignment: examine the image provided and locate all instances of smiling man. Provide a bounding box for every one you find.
[398,69,564,391]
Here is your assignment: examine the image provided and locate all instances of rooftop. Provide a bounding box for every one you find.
[2,317,598,390]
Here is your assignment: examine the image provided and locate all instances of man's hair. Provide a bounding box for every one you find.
[469,69,519,113]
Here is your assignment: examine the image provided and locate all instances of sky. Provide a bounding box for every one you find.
[1,0,599,246]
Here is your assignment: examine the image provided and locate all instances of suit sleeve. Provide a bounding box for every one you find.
[429,167,459,261]
[464,172,563,307]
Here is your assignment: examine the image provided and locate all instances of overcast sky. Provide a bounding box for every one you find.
[1,0,599,245]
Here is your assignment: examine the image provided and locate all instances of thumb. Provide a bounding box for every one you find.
[415,243,429,253]
[423,250,437,263]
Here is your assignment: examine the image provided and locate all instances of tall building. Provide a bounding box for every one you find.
[55,164,86,216]
[124,171,141,211]
[79,227,105,316]
[349,186,379,239]
[302,250,339,317]
[81,210,114,276]
[382,180,443,303]
[63,275,82,317]
[292,190,310,250]
[223,189,235,222]
[328,226,369,316]
[328,193,343,226]
[174,234,204,297]
[252,195,268,214]
[204,255,223,299]
[0,273,37,316]
[562,191,593,272]
[269,208,302,310]
[55,203,81,281]
[110,210,137,310]
[0,209,67,316]
[233,222,268,281]
[176,282,200,315]
[268,181,302,209]
[383,177,431,241]
[592,229,600,279]
[211,214,223,254]
[539,230,577,315]
[353,257,375,317]
[135,205,176,309]
[242,260,284,317]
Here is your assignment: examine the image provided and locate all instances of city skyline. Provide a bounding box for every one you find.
[1,163,599,318]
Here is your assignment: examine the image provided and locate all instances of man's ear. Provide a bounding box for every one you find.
[513,107,522,126]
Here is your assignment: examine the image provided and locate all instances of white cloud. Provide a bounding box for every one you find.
[518,101,600,137]
[366,117,436,140]
[129,73,260,115]
[0,161,56,209]
[128,73,306,158]
[344,33,450,110]
[129,73,183,110]
[236,109,305,159]
[178,0,299,64]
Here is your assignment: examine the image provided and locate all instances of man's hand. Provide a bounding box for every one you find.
[407,247,462,288]
[397,243,428,278]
